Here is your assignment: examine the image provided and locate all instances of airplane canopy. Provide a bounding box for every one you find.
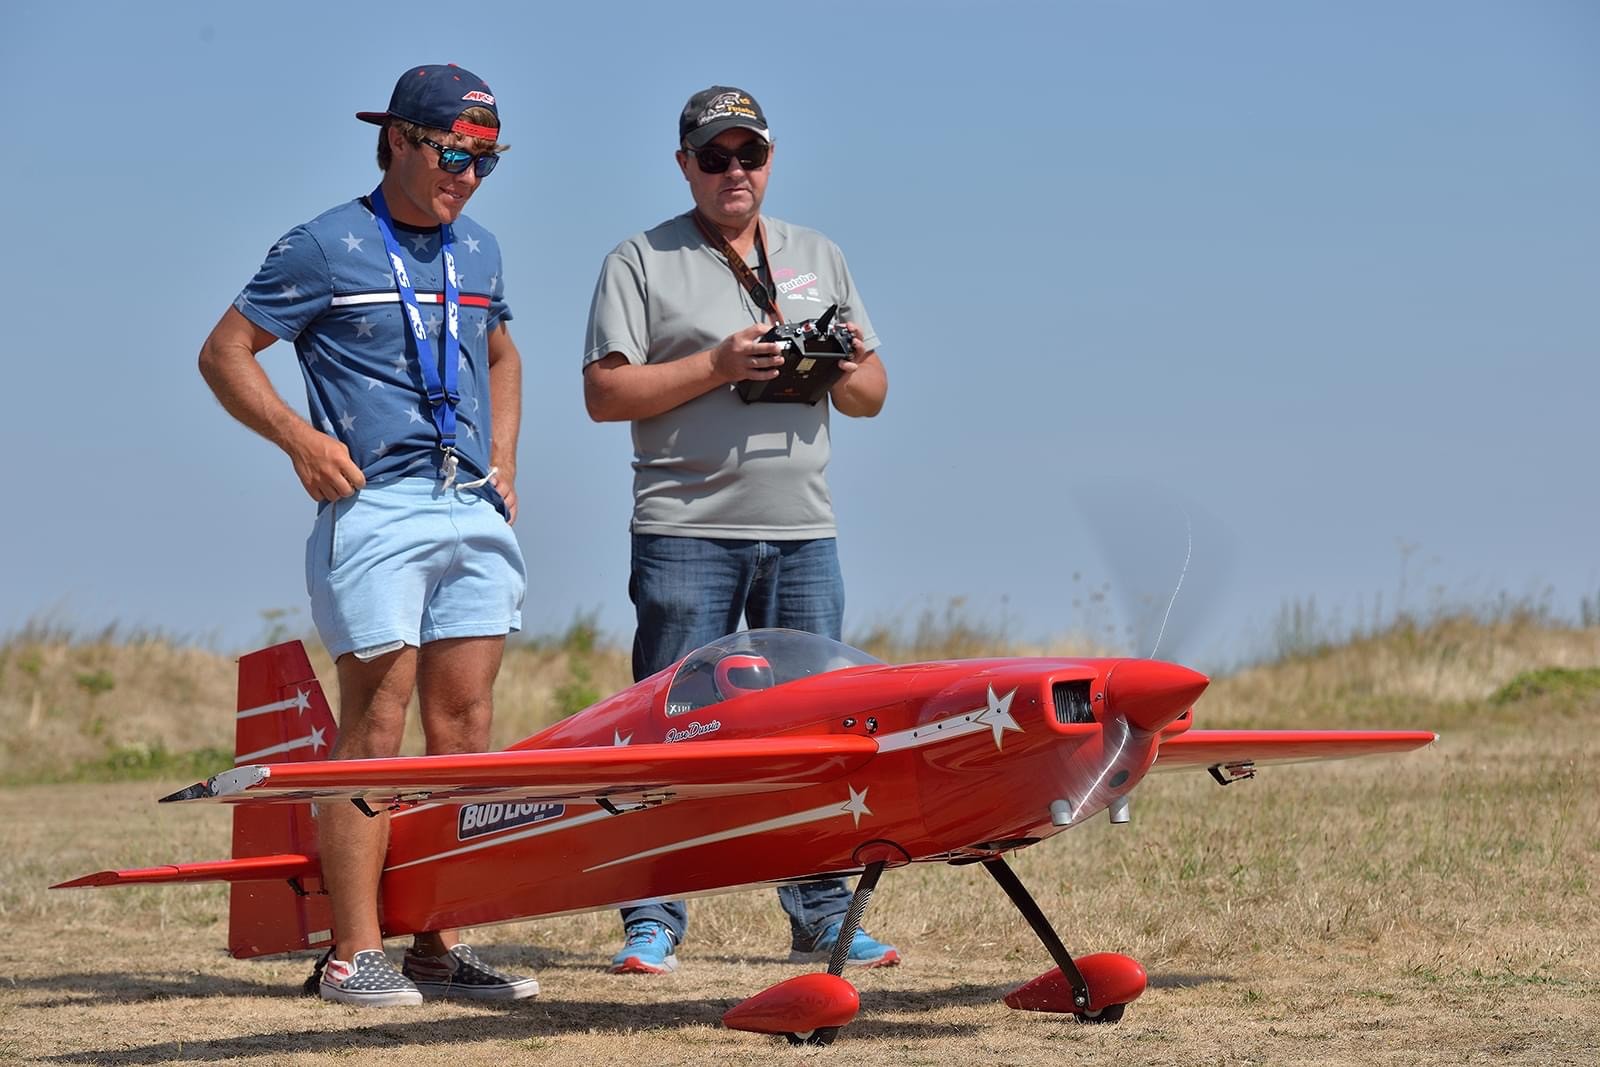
[665,629,883,715]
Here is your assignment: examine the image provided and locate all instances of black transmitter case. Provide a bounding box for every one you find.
[736,304,853,405]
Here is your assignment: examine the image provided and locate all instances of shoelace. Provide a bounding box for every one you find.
[626,925,666,947]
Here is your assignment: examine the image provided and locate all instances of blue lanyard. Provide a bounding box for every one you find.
[369,187,462,479]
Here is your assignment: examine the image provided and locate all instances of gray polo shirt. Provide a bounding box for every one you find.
[584,212,880,540]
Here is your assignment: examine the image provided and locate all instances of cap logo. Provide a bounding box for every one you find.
[697,91,757,127]
[462,91,495,105]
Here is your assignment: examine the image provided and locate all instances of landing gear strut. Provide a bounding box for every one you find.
[983,856,1146,1022]
[722,861,885,1045]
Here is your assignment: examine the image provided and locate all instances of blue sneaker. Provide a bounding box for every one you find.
[610,920,678,974]
[788,920,901,968]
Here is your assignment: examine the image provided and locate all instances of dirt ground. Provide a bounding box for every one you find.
[5,709,1598,1067]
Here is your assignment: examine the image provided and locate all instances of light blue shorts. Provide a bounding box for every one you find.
[305,477,526,660]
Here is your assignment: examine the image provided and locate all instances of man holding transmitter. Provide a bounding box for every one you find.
[198,64,537,1007]
[583,86,897,975]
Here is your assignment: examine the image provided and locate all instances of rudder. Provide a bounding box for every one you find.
[228,641,337,958]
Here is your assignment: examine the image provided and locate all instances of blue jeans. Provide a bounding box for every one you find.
[620,533,854,949]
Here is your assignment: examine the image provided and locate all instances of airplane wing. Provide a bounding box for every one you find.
[1151,729,1436,775]
[159,736,879,808]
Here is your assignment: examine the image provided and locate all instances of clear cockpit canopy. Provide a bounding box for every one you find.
[664,628,884,715]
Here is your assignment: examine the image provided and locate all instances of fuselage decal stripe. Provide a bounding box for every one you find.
[582,797,856,873]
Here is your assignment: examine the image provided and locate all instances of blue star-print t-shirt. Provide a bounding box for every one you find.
[234,197,511,503]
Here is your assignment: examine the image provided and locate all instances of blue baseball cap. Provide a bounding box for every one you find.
[357,64,500,140]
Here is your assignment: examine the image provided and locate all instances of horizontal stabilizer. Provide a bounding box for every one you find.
[159,736,880,808]
[53,853,316,889]
[1152,729,1436,772]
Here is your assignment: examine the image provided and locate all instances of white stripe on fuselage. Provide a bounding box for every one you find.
[582,786,871,873]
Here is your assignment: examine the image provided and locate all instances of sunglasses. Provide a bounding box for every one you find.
[688,139,771,174]
[418,136,500,178]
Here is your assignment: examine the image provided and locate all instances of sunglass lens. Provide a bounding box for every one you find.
[738,143,769,169]
[473,154,498,178]
[438,149,473,174]
[696,145,733,173]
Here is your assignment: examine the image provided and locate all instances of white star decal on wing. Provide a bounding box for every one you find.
[309,726,326,753]
[338,411,357,433]
[841,785,872,828]
[462,234,481,253]
[405,408,426,425]
[613,730,632,747]
[341,232,364,253]
[355,316,376,338]
[408,232,433,255]
[280,284,301,300]
[425,311,443,337]
[977,685,1022,749]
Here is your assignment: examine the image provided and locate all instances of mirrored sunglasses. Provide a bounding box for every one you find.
[418,136,500,178]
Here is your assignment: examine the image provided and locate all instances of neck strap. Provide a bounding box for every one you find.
[691,211,783,324]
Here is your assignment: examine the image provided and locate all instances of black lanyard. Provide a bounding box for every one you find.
[691,211,784,325]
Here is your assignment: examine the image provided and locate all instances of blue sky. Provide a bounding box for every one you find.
[4,1,1596,666]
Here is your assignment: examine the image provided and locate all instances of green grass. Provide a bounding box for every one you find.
[1,742,234,786]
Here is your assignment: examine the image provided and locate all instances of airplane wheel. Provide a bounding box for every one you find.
[1075,1003,1126,1025]
[783,1027,839,1046]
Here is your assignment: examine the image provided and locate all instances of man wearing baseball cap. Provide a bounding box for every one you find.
[198,64,535,1006]
[583,86,897,975]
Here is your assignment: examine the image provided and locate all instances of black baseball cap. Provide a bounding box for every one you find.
[679,86,769,150]
[357,64,500,140]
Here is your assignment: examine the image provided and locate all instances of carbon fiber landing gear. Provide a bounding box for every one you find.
[984,856,1146,1022]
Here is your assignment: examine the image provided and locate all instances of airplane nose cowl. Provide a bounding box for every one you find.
[1105,659,1210,732]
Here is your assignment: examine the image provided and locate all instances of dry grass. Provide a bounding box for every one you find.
[2,617,1599,1063]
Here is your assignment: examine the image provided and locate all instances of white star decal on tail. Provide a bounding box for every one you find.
[236,689,311,720]
[613,730,632,747]
[236,726,326,764]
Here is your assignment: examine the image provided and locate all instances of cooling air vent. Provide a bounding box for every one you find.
[1053,680,1095,725]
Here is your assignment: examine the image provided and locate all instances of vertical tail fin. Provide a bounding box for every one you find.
[228,642,337,958]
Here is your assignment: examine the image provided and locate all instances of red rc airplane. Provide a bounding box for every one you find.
[57,629,1435,1044]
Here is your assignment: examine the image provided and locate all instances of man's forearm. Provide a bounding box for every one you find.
[198,336,314,452]
[830,352,888,418]
[584,350,726,422]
